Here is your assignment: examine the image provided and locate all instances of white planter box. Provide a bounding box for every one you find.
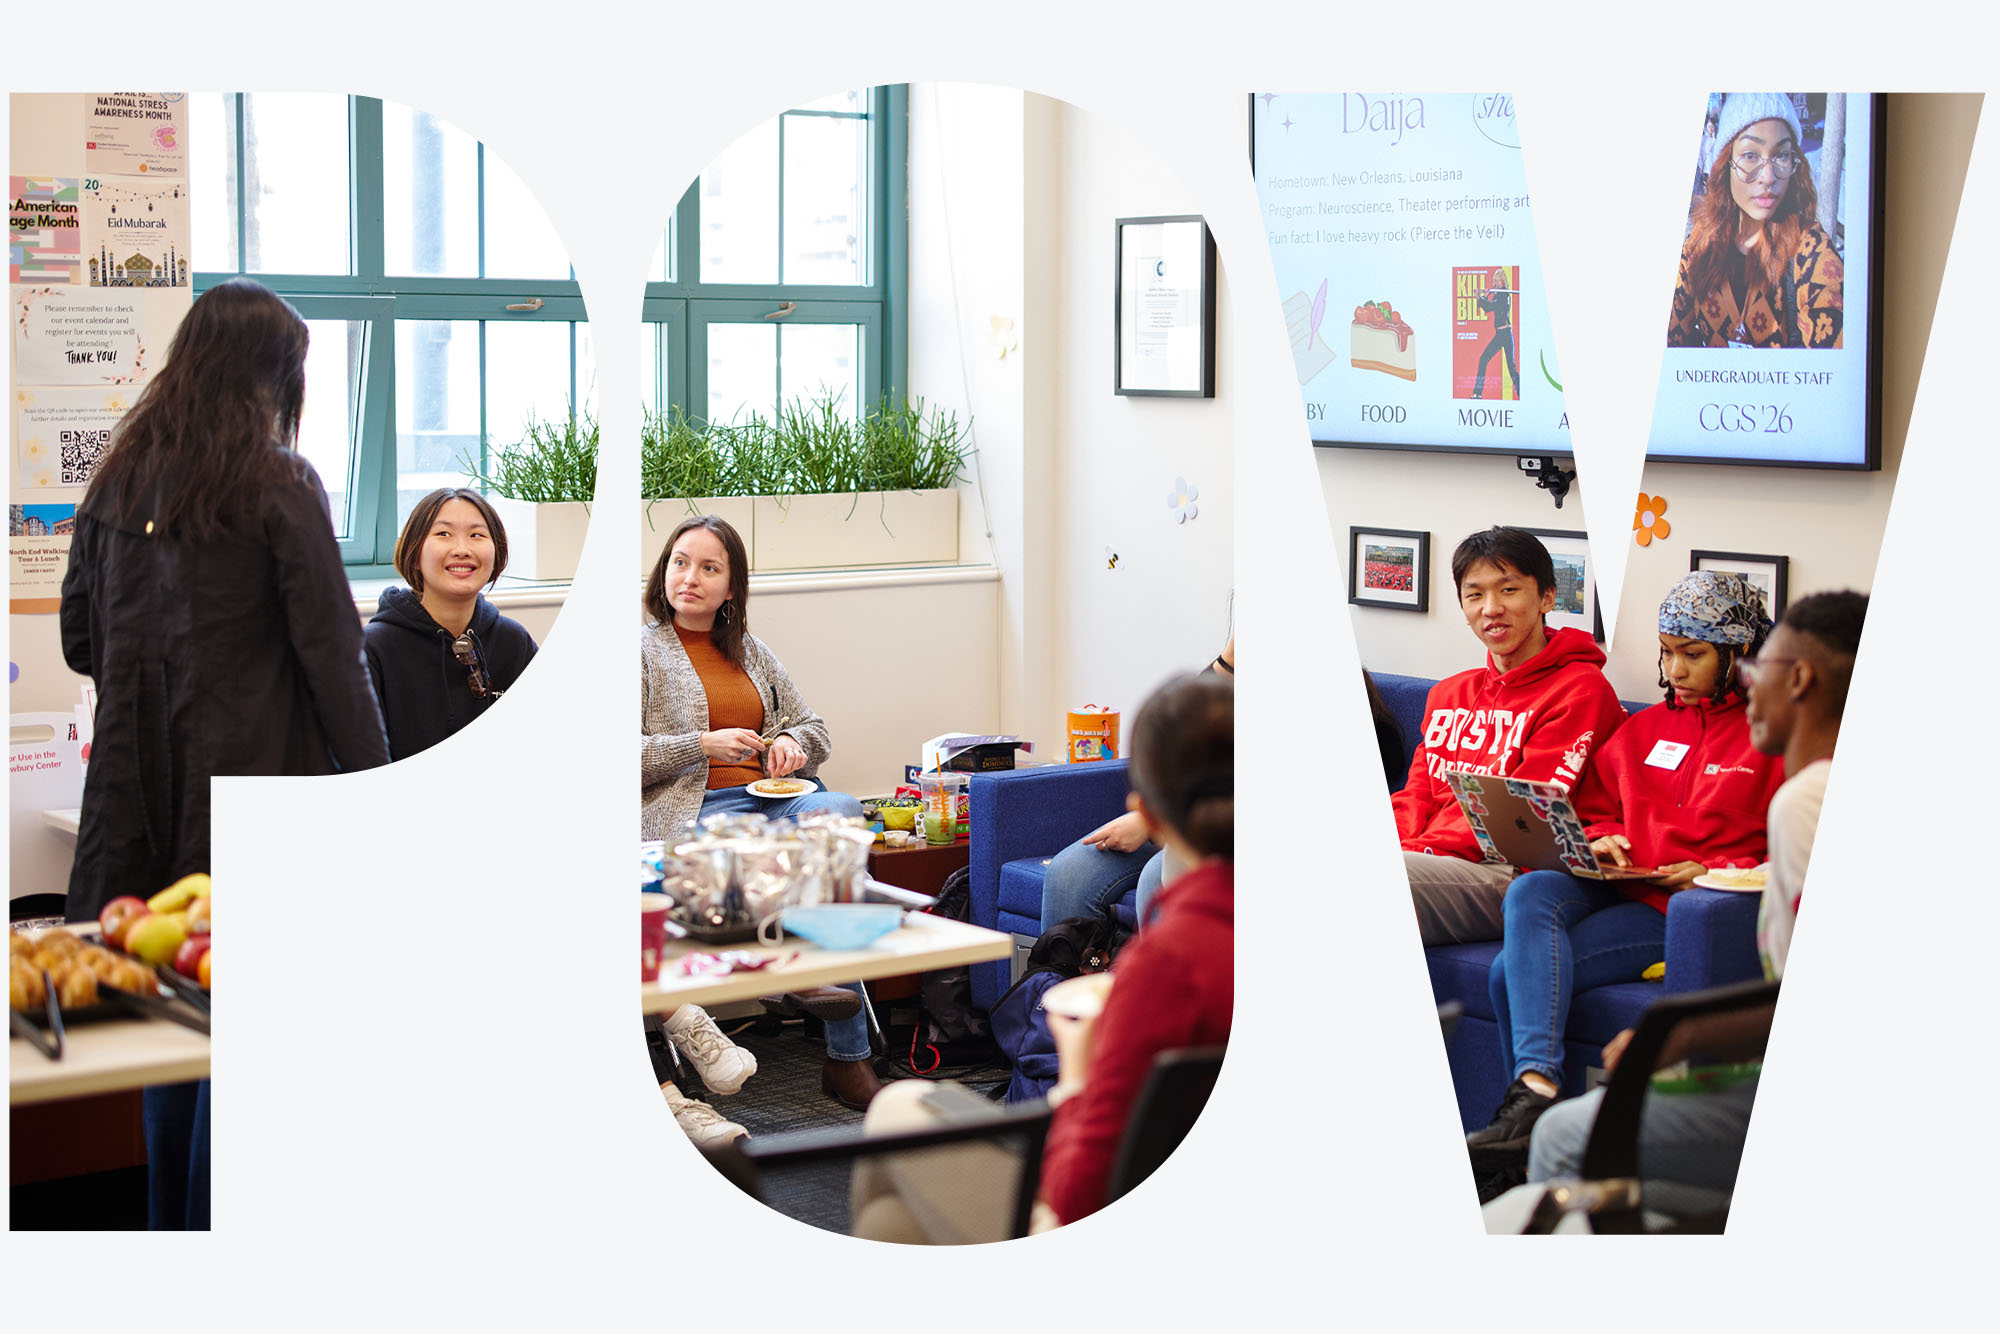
[641,497,757,579]
[489,497,592,582]
[751,489,959,572]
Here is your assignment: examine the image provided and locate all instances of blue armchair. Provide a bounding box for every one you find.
[1371,672,1767,1131]
[967,761,1136,1009]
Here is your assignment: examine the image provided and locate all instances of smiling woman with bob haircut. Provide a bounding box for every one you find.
[1667,92,1845,349]
[363,486,539,762]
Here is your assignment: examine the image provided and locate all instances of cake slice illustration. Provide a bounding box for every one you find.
[1350,299,1416,381]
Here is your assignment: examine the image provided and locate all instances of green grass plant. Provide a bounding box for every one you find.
[465,411,598,505]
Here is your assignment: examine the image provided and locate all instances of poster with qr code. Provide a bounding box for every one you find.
[14,386,131,490]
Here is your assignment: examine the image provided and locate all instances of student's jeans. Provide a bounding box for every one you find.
[1488,871,1667,1085]
[143,1079,210,1230]
[697,781,871,1062]
[1039,841,1166,932]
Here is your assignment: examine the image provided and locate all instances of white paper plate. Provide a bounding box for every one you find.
[1693,871,1767,893]
[746,778,814,799]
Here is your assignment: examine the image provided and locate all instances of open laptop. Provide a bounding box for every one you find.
[1441,769,1661,880]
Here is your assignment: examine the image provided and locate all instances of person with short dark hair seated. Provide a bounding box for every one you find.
[1466,572,1785,1160]
[850,670,1234,1241]
[1485,590,1867,1229]
[1396,527,1628,945]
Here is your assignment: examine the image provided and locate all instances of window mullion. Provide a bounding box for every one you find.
[233,94,247,272]
[350,97,385,280]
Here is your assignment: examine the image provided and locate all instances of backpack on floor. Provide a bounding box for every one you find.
[988,914,1125,1104]
[884,868,1000,1076]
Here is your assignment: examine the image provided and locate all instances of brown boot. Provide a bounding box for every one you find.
[820,1056,885,1111]
[762,986,864,1022]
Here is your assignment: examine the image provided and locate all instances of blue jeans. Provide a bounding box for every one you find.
[1039,840,1165,932]
[698,782,871,1062]
[1489,871,1666,1084]
[143,1079,210,1230]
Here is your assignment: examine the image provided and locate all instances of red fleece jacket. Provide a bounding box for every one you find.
[1039,861,1232,1226]
[1393,627,1629,863]
[1570,692,1786,913]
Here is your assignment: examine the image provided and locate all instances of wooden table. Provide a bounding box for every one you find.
[867,835,970,898]
[641,911,1011,1013]
[11,1017,211,1106]
[42,808,82,838]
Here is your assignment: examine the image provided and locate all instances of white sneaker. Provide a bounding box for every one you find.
[661,1082,747,1149]
[664,1004,758,1094]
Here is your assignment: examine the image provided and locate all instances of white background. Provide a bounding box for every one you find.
[6,2,1995,1330]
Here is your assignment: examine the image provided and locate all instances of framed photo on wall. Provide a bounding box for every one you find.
[1524,528,1601,641]
[1690,550,1791,621]
[1114,215,1217,397]
[1348,527,1429,612]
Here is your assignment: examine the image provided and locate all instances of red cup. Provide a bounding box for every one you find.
[641,893,672,982]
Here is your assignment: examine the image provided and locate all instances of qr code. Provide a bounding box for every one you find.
[60,428,112,486]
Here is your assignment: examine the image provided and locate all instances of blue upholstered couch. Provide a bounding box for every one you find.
[1370,672,1766,1131]
[967,760,1139,1010]
[962,674,1767,1126]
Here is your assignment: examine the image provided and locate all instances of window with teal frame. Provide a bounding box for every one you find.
[190,93,591,571]
[642,86,908,426]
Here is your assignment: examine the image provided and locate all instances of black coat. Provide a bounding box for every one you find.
[362,586,537,762]
[58,455,390,922]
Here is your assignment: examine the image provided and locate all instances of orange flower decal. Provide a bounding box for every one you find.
[1634,492,1671,547]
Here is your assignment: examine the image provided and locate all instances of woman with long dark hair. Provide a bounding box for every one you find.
[639,514,877,1114]
[1667,93,1844,349]
[61,278,388,923]
[58,277,389,1229]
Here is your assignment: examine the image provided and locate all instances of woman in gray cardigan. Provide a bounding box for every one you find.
[641,515,880,1113]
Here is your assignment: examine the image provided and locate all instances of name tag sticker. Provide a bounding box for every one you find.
[1644,740,1690,770]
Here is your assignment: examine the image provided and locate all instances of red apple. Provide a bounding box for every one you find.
[174,934,211,977]
[99,896,150,949]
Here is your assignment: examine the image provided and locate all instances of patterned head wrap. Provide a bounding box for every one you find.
[1659,571,1770,646]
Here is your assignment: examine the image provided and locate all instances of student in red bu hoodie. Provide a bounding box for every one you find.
[1396,527,1628,946]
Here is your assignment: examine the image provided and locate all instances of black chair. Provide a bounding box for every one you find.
[1520,977,1780,1235]
[711,1043,1227,1241]
[1105,1044,1226,1206]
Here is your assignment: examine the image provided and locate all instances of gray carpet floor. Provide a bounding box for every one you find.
[692,1014,1007,1236]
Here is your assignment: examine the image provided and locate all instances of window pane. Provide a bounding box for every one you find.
[486,321,575,456]
[708,322,776,424]
[189,92,237,271]
[383,103,478,278]
[780,323,861,418]
[394,319,481,528]
[241,93,349,275]
[782,113,868,285]
[700,118,779,284]
[299,318,365,537]
[483,148,569,279]
[643,322,666,413]
[575,323,597,418]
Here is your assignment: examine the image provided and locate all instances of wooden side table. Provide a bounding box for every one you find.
[864,837,971,998]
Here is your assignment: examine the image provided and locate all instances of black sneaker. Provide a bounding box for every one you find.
[1466,1076,1558,1155]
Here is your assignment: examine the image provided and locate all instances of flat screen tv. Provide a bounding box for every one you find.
[1251,92,1883,470]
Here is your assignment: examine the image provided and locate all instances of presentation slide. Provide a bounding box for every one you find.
[1252,93,1568,456]
[1651,92,1876,468]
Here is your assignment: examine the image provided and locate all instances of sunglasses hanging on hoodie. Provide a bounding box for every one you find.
[362,585,538,762]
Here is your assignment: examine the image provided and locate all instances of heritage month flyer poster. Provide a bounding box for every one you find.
[9,177,83,283]
[83,176,191,289]
[83,93,188,178]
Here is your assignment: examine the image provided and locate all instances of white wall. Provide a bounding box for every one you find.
[1322,93,1978,701]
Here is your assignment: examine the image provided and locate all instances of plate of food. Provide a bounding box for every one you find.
[1693,867,1769,893]
[746,777,814,799]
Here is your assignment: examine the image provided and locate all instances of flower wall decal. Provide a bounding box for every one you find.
[1634,491,1671,547]
[1169,476,1200,524]
[988,314,1018,360]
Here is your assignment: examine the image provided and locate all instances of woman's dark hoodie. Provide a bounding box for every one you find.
[363,586,537,761]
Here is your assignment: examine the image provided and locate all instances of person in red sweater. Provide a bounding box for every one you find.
[848,672,1232,1241]
[1465,571,1782,1161]
[1397,527,1630,945]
